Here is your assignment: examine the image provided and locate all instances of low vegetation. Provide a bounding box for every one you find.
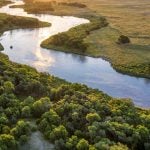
[11,0,87,14]
[41,16,108,54]
[0,43,4,51]
[0,0,11,8]
[0,13,50,34]
[117,35,130,44]
[11,0,54,14]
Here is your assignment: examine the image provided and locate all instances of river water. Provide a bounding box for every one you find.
[0,0,150,108]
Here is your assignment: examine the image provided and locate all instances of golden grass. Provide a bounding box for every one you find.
[35,0,150,41]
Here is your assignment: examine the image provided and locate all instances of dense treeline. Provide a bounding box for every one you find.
[41,16,108,54]
[0,52,150,150]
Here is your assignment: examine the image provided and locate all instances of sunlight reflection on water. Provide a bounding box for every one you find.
[0,0,150,108]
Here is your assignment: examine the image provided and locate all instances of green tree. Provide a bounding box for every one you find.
[76,139,89,150]
[110,143,128,150]
[21,106,31,118]
[11,120,31,139]
[32,97,51,117]
[66,135,78,150]
[0,134,17,150]
[4,81,14,93]
[49,125,68,142]
[86,113,101,123]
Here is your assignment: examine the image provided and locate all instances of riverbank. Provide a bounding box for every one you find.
[0,50,150,150]
[15,0,150,79]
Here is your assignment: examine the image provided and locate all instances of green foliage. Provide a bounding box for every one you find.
[21,106,31,118]
[41,16,108,54]
[110,143,128,150]
[114,63,150,79]
[10,120,31,139]
[49,125,68,142]
[86,113,101,123]
[32,97,51,117]
[0,134,17,150]
[76,139,89,150]
[0,51,149,149]
[0,0,149,149]
[3,81,14,93]
[66,135,79,150]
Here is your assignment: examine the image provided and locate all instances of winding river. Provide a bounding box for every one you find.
[0,0,150,108]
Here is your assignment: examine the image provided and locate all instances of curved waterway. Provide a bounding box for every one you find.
[0,0,150,108]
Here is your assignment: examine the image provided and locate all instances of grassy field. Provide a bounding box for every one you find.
[16,0,150,78]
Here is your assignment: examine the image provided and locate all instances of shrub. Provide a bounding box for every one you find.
[117,35,130,44]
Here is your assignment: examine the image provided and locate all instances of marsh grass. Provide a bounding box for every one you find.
[0,13,50,33]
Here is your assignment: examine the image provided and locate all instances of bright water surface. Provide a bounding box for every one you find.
[0,0,150,108]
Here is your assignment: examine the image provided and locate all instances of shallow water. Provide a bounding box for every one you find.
[0,0,150,107]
